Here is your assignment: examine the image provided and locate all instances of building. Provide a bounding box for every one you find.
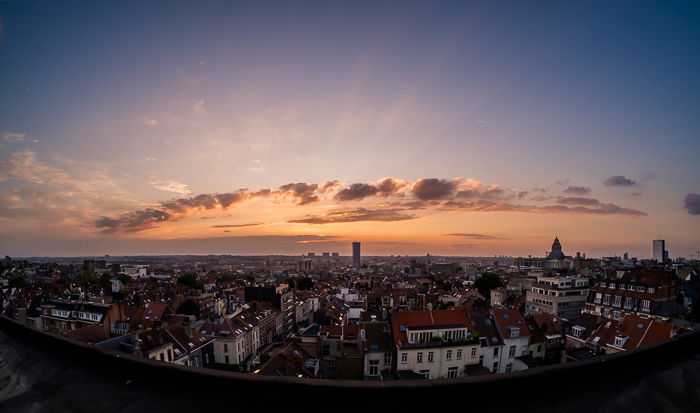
[652,239,668,263]
[547,237,566,260]
[525,275,590,319]
[490,308,531,373]
[391,309,480,379]
[353,242,361,268]
[360,319,393,379]
[584,269,680,321]
[39,299,121,339]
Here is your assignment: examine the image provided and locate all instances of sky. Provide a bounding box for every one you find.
[1,1,699,258]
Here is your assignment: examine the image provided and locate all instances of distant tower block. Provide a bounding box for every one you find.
[352,242,361,268]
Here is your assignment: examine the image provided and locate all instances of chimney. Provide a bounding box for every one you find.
[183,319,192,338]
[131,327,142,355]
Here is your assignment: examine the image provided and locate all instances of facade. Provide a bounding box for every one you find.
[525,275,590,319]
[652,239,667,263]
[490,308,531,373]
[353,242,361,268]
[391,310,480,379]
[584,269,677,320]
[361,320,393,379]
[39,299,121,339]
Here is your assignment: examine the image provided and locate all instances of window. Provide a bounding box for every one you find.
[470,348,475,358]
[613,296,622,307]
[225,355,229,364]
[446,350,452,360]
[493,362,499,372]
[493,347,499,357]
[509,346,516,357]
[384,352,391,365]
[641,300,651,311]
[419,370,430,379]
[505,363,512,373]
[417,352,423,363]
[536,344,542,353]
[447,367,458,378]
[428,352,434,362]
[224,343,228,353]
[159,353,165,361]
[624,297,633,309]
[648,287,655,294]
[369,360,379,376]
[401,353,407,364]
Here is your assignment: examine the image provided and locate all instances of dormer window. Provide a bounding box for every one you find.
[507,326,520,338]
[619,284,625,290]
[571,325,585,338]
[628,285,635,291]
[614,336,628,348]
[648,287,655,294]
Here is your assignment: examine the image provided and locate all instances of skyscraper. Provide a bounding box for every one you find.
[352,242,361,268]
[653,240,665,262]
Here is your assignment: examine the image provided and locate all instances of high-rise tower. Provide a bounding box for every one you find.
[352,242,361,268]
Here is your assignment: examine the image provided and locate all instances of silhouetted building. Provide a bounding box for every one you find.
[353,242,361,268]
[653,240,665,263]
[547,237,566,260]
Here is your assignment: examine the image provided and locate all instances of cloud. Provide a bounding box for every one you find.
[151,180,192,195]
[441,199,646,216]
[95,208,172,233]
[289,208,417,224]
[334,178,406,201]
[604,175,637,187]
[443,233,505,240]
[335,183,378,201]
[684,193,700,215]
[278,182,319,205]
[412,178,456,200]
[142,118,158,127]
[557,197,600,206]
[563,186,591,195]
[192,99,205,113]
[211,223,263,228]
[1,131,38,144]
[319,180,341,192]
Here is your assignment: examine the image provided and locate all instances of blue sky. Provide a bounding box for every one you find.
[1,1,698,257]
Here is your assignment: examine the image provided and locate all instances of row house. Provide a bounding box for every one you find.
[490,308,531,373]
[391,309,481,379]
[525,313,566,363]
[39,299,121,339]
[566,313,678,356]
[207,304,281,371]
[468,310,504,373]
[584,269,677,320]
[318,323,361,379]
[360,320,393,379]
[163,320,215,368]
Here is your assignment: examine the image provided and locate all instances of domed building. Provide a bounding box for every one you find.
[547,237,566,260]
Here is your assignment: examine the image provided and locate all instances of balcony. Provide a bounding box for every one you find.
[399,337,479,350]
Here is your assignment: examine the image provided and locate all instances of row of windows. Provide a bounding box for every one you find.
[400,348,477,364]
[600,282,655,293]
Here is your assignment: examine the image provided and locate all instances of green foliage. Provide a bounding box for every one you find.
[177,273,203,289]
[117,274,133,285]
[76,271,100,284]
[244,275,255,282]
[473,272,503,299]
[217,275,236,283]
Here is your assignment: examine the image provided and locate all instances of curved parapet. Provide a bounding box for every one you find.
[1,315,700,412]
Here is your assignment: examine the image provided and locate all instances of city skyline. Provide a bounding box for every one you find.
[1,2,699,257]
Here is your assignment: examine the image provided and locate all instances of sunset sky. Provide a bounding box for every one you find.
[1,1,699,258]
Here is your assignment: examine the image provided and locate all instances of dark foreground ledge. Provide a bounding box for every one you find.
[1,316,700,413]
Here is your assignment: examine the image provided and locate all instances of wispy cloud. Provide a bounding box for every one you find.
[151,180,192,195]
[1,131,39,144]
[192,99,205,113]
[211,223,263,228]
[289,208,416,224]
[562,186,591,195]
[142,118,159,127]
[443,233,506,240]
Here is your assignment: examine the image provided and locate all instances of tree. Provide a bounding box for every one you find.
[177,273,203,289]
[473,272,503,299]
[76,271,100,284]
[117,274,133,285]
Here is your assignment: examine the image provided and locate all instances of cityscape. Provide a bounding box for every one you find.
[1,1,699,412]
